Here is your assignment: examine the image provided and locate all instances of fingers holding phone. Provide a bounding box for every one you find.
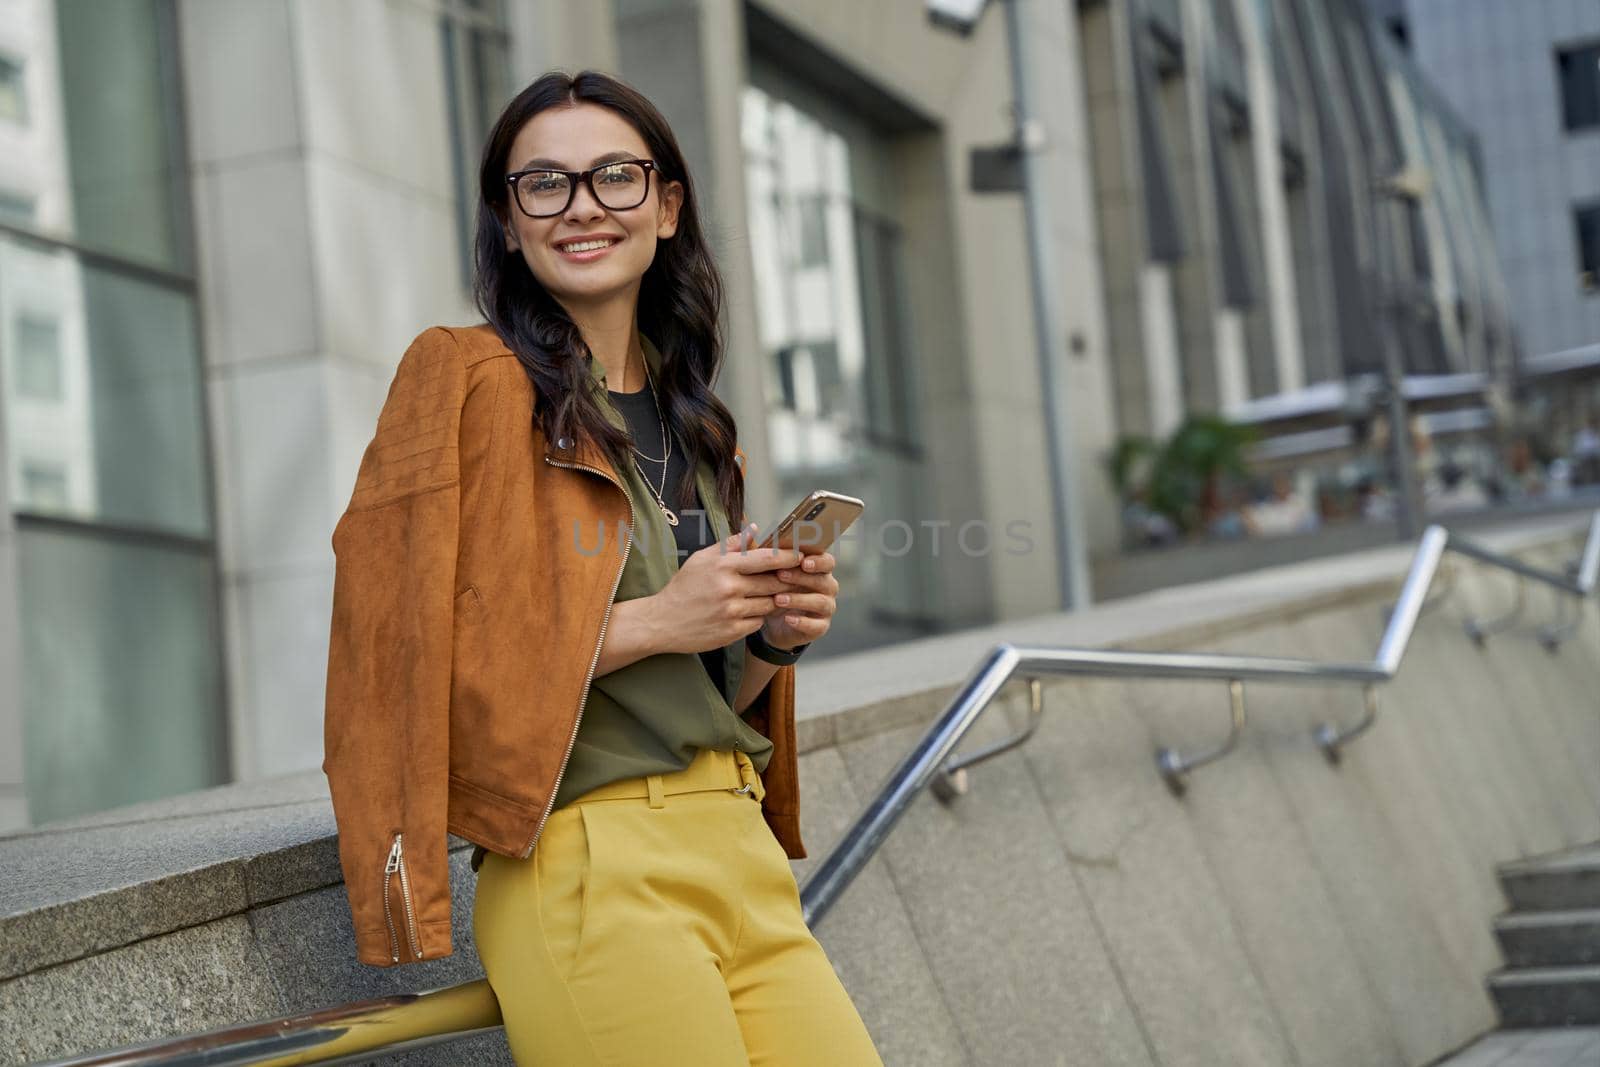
[758,545,836,650]
[750,490,860,650]
[649,523,802,655]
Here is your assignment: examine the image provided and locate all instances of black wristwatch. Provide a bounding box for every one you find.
[746,624,809,666]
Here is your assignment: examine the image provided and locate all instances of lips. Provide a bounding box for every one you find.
[556,233,622,249]
[555,235,622,262]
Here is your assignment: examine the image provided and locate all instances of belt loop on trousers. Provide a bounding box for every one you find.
[733,751,765,803]
[646,773,665,808]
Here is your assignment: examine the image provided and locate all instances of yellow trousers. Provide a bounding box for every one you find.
[472,745,885,1066]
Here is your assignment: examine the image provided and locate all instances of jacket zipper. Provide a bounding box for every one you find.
[383,832,423,962]
[522,451,633,858]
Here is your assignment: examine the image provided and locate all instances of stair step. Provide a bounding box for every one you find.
[1495,908,1600,967]
[1433,1027,1600,1067]
[1498,846,1600,912]
[1488,964,1600,1028]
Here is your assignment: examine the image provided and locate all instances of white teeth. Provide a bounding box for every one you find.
[560,238,618,253]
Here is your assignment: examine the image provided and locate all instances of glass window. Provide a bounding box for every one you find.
[54,0,193,274]
[853,209,921,453]
[1208,0,1243,58]
[21,461,68,508]
[2,0,226,823]
[796,193,830,268]
[15,312,62,401]
[1578,202,1600,294]
[1557,42,1600,133]
[441,0,512,293]
[740,74,936,651]
[0,52,26,124]
[0,189,35,226]
[18,526,226,824]
[2,239,213,538]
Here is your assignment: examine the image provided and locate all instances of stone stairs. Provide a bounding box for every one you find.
[1488,844,1600,1028]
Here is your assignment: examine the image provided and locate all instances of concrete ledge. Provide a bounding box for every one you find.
[0,769,483,982]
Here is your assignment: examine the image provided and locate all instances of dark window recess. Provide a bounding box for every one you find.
[0,53,25,123]
[1385,17,1409,52]
[441,1,511,294]
[0,188,33,224]
[852,208,922,456]
[1578,203,1600,294]
[1557,42,1600,132]
[796,193,829,268]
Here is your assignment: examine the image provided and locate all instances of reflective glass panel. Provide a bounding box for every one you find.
[1,234,212,538]
[51,0,192,273]
[18,525,226,824]
[740,76,936,651]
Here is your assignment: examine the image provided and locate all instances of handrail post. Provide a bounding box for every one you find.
[1463,574,1525,647]
[1313,684,1380,764]
[1537,588,1580,652]
[1155,679,1246,797]
[932,678,1045,803]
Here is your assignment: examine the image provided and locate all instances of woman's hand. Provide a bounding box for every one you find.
[760,547,838,650]
[646,523,804,655]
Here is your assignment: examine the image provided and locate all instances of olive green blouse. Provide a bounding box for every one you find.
[548,332,774,812]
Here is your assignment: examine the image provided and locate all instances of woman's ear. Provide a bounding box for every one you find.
[657,179,685,239]
[498,211,520,253]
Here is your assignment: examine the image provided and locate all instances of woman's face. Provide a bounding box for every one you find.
[501,102,684,312]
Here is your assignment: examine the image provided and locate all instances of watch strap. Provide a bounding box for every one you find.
[746,625,809,665]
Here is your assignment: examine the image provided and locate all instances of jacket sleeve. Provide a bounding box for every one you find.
[322,326,465,967]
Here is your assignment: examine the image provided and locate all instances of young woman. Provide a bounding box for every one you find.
[321,69,883,1066]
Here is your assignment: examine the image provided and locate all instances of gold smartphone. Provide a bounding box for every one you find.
[754,490,865,553]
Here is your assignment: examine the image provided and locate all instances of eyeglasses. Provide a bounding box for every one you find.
[504,158,660,218]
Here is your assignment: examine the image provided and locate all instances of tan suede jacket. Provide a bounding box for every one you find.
[322,323,803,968]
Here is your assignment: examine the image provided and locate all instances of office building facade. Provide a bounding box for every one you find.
[0,0,1512,828]
[1371,0,1600,360]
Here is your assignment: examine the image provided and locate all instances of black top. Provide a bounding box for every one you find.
[606,381,727,697]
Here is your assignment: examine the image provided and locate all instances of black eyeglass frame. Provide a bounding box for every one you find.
[504,158,661,219]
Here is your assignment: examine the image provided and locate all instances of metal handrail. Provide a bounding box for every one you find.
[797,514,1598,927]
[30,513,1599,1066]
[33,984,506,1066]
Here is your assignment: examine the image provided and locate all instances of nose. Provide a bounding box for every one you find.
[564,177,606,222]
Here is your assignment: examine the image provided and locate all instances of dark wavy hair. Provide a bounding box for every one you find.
[472,69,745,529]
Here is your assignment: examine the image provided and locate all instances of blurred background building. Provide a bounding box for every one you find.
[1370,0,1600,357]
[1366,0,1600,515]
[0,0,1593,831]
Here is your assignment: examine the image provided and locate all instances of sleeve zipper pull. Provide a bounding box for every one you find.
[385,836,402,873]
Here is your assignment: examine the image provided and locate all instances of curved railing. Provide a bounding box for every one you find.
[798,514,1598,926]
[29,513,1600,1066]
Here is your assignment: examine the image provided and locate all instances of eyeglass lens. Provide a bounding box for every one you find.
[519,162,649,216]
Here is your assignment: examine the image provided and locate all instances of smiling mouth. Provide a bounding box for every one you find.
[556,237,622,255]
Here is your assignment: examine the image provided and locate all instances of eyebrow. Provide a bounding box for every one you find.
[515,149,639,171]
